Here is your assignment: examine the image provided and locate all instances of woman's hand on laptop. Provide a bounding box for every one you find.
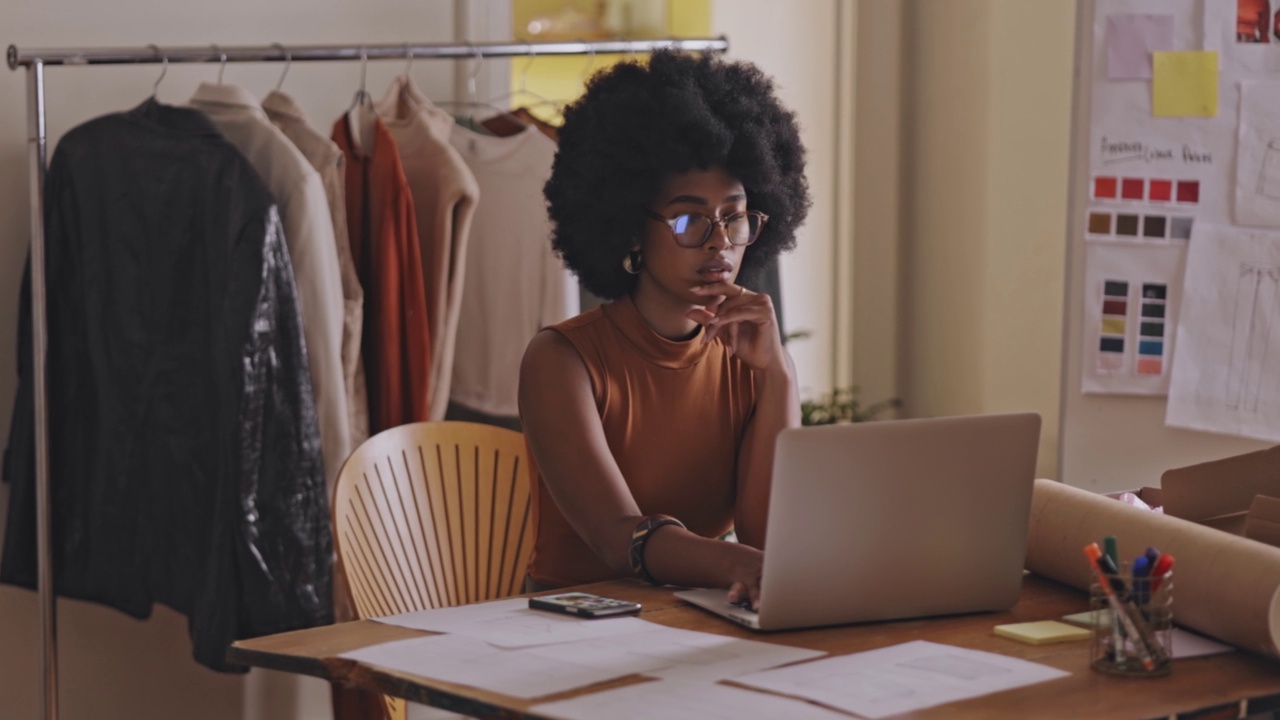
[725,546,763,612]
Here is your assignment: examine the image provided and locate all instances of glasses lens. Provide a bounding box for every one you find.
[671,214,712,248]
[728,213,764,246]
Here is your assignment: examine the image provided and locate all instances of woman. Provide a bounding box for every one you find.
[519,50,810,610]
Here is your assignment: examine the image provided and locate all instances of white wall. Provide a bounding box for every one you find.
[0,3,462,719]
[712,0,842,399]
[869,0,1074,478]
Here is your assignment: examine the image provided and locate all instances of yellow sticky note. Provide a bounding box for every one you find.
[994,620,1093,645]
[1153,51,1218,117]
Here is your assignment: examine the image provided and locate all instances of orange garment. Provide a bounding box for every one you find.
[526,295,757,588]
[333,114,431,432]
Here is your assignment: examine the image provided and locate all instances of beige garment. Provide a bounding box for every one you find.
[190,83,352,492]
[448,123,578,416]
[263,90,370,447]
[375,76,480,421]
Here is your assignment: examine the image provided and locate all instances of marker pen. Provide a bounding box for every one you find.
[1150,553,1175,594]
[1085,543,1159,671]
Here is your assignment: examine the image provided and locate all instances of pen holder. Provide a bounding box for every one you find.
[1089,564,1173,677]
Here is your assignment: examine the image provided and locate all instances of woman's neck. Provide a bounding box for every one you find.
[629,282,702,341]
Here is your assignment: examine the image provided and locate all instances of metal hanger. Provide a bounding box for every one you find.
[273,42,291,92]
[577,38,596,87]
[434,44,528,132]
[486,42,563,125]
[147,44,168,98]
[347,46,376,114]
[211,43,227,84]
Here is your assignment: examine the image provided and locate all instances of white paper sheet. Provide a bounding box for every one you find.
[1235,81,1280,228]
[1167,222,1280,441]
[339,633,644,699]
[1081,241,1187,395]
[733,640,1069,720]
[1107,13,1175,80]
[534,679,852,720]
[1172,628,1235,658]
[519,623,825,683]
[342,620,824,701]
[374,597,651,647]
[1088,0,1227,241]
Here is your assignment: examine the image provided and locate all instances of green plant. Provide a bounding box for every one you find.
[801,386,902,426]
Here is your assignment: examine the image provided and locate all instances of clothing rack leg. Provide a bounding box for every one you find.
[26,59,58,720]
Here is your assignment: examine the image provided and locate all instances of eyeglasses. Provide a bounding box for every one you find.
[643,210,769,249]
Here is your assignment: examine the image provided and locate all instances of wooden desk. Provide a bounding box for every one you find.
[229,574,1280,719]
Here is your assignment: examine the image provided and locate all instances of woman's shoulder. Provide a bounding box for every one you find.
[524,307,607,376]
[546,304,608,336]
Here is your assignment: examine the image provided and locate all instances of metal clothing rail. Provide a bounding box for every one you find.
[8,37,728,68]
[6,35,728,720]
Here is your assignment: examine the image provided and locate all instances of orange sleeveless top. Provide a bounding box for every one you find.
[526,295,757,588]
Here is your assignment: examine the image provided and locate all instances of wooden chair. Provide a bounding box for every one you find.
[332,420,534,720]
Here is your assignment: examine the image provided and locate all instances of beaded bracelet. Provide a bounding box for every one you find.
[628,514,686,586]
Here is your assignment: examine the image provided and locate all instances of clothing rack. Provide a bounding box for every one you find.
[5,35,728,720]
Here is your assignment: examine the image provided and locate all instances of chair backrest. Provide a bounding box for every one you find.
[332,421,534,619]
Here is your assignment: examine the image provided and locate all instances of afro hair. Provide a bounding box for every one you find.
[544,49,811,300]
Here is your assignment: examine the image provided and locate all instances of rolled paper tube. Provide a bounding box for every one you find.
[1025,479,1280,657]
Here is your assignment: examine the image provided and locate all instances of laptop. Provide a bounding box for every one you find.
[676,412,1041,631]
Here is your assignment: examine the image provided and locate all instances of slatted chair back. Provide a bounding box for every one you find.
[332,421,534,720]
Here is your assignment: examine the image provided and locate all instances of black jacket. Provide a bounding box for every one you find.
[2,99,333,671]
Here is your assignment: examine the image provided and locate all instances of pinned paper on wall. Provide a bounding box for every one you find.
[1082,240,1187,396]
[1167,222,1280,442]
[1107,13,1175,79]
[1234,81,1280,228]
[1152,51,1219,116]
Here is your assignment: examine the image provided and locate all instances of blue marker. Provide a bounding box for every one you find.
[1132,555,1152,606]
[1145,547,1161,567]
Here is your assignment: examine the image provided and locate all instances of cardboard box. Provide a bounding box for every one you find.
[1160,446,1280,550]
[1245,495,1280,548]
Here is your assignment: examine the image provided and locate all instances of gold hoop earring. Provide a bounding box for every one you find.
[622,250,642,275]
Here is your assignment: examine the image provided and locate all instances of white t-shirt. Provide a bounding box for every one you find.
[447,124,579,416]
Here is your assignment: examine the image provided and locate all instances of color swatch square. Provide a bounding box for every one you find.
[1116,214,1140,236]
[1170,216,1194,240]
[1104,280,1129,296]
[1102,299,1127,315]
[1101,317,1126,335]
[1094,176,1118,199]
[1089,212,1112,235]
[1137,357,1163,375]
[1143,215,1168,238]
[1142,304,1166,319]
[1100,337,1125,353]
[1122,178,1145,200]
[1142,283,1167,300]
[1148,179,1173,201]
[1138,340,1164,356]
[1140,321,1164,338]
[1177,180,1200,203]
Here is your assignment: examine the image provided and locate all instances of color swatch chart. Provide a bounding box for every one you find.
[1087,209,1194,240]
[1099,279,1167,375]
[1093,176,1200,204]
